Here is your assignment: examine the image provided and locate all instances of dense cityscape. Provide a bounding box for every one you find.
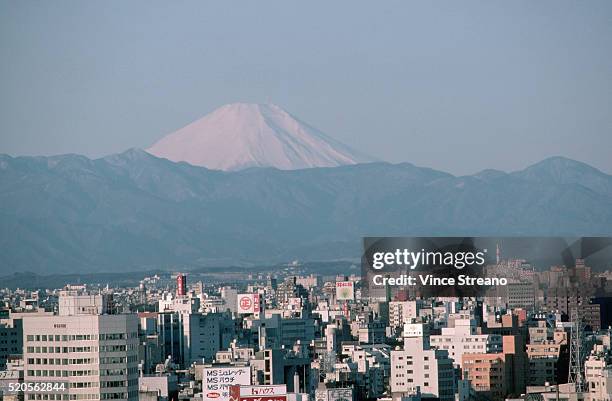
[3,2,611,401]
[1,255,612,401]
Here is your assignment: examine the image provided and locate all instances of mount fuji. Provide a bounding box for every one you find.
[147,103,374,170]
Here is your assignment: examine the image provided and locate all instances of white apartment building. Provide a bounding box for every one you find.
[158,295,199,315]
[390,323,455,401]
[58,292,110,316]
[389,301,419,329]
[22,295,139,401]
[585,354,612,401]
[340,343,391,397]
[429,318,502,368]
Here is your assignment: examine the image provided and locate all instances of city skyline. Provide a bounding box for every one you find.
[2,253,612,400]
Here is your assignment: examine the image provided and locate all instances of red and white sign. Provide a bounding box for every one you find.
[335,281,354,300]
[238,385,286,396]
[237,293,260,314]
[177,273,186,296]
[229,385,287,401]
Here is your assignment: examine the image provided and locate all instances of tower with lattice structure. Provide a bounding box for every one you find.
[568,308,586,393]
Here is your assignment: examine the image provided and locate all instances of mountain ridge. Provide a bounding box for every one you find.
[1,151,611,274]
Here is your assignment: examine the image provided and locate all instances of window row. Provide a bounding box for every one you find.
[27,370,99,377]
[26,346,98,353]
[28,358,97,365]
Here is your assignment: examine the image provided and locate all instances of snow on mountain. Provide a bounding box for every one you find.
[146,103,374,170]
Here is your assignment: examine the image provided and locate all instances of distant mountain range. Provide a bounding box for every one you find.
[1,150,611,275]
[147,103,373,170]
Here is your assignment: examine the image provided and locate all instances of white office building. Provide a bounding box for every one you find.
[390,323,455,401]
[585,353,612,401]
[389,301,419,329]
[22,294,139,401]
[429,318,502,368]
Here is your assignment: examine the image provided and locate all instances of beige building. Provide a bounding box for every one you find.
[462,353,509,401]
[585,353,612,401]
[430,318,502,368]
[390,323,455,401]
[389,301,419,329]
[22,294,139,401]
[461,335,526,400]
[525,341,562,386]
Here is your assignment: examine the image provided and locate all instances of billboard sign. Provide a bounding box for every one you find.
[238,385,286,396]
[236,294,260,314]
[202,367,251,401]
[335,281,354,300]
[229,385,287,401]
[315,388,353,401]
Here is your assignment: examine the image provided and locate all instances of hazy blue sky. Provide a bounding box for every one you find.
[1,1,611,175]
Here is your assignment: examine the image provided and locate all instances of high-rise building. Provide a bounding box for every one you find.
[462,335,526,400]
[390,323,456,401]
[157,293,235,366]
[21,294,139,401]
[0,318,22,370]
[462,353,510,401]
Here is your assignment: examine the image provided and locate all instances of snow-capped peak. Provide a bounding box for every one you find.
[146,103,373,171]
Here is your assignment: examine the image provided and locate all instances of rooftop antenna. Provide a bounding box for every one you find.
[496,243,501,265]
[568,307,586,393]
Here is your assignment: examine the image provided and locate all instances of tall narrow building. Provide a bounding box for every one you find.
[176,274,187,297]
[390,323,456,401]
